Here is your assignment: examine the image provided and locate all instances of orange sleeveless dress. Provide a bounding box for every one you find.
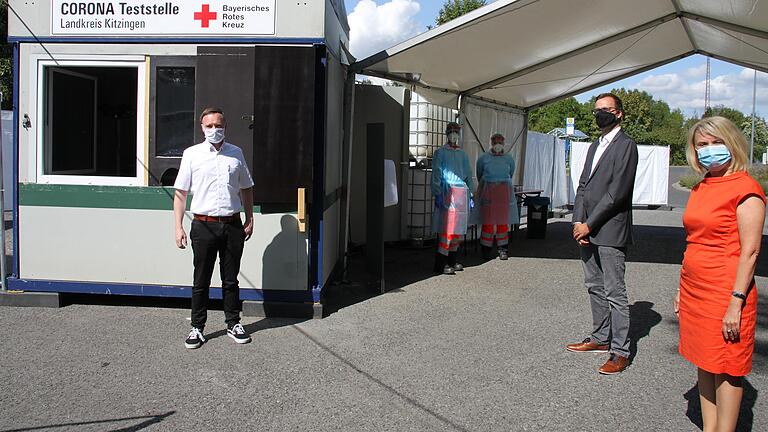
[679,171,765,376]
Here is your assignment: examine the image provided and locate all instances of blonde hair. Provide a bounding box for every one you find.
[685,116,749,175]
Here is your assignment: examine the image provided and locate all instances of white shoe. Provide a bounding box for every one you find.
[227,323,251,344]
[184,327,206,349]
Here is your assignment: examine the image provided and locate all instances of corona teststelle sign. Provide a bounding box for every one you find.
[52,0,275,35]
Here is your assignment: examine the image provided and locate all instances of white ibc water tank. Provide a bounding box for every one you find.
[406,93,457,240]
[407,168,434,240]
[408,93,457,163]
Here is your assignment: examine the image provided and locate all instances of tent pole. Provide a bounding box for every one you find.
[751,69,756,165]
[551,135,556,205]
[0,90,6,291]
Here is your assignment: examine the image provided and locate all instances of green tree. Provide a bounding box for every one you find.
[585,89,692,164]
[683,116,700,131]
[647,127,687,165]
[705,105,746,126]
[527,97,592,136]
[742,116,768,163]
[650,100,684,131]
[1,0,11,109]
[607,89,654,143]
[435,0,486,26]
[647,102,686,164]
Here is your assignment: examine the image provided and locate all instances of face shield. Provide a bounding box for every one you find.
[446,122,461,146]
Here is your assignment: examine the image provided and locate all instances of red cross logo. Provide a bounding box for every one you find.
[194,4,217,28]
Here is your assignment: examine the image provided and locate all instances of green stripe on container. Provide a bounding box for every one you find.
[19,184,266,212]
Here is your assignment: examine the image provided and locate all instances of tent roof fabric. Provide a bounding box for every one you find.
[353,0,768,110]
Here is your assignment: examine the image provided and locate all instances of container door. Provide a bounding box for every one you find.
[195,46,256,173]
[194,45,311,291]
[250,45,316,204]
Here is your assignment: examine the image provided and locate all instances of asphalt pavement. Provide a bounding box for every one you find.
[1,209,766,432]
[668,166,694,210]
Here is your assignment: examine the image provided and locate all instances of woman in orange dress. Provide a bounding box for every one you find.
[676,116,765,432]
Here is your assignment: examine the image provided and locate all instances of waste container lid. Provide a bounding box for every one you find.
[525,196,550,205]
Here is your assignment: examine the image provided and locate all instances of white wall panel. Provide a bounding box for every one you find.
[19,206,308,289]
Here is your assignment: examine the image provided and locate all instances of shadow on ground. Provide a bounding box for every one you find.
[61,294,307,335]
[684,380,758,431]
[62,294,192,309]
[0,411,175,432]
[204,317,306,341]
[324,220,768,316]
[628,301,662,362]
[751,293,768,375]
[504,221,690,264]
[322,238,498,317]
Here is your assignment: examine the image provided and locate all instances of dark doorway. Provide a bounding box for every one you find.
[44,66,138,177]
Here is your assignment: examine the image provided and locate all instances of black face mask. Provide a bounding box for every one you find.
[594,110,618,129]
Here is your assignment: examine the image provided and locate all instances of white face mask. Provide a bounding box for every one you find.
[492,143,504,153]
[447,133,460,145]
[203,127,225,144]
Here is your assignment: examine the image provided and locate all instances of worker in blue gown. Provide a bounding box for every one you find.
[432,122,473,275]
[476,133,519,260]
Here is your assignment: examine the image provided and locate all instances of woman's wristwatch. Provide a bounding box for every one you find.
[732,291,747,301]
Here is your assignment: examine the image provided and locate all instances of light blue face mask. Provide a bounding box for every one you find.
[696,144,731,170]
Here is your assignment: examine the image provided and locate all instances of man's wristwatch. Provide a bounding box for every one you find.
[732,291,747,301]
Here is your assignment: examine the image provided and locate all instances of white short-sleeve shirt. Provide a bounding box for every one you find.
[174,142,255,216]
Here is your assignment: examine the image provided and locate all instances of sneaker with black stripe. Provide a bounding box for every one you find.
[227,323,251,344]
[184,327,206,349]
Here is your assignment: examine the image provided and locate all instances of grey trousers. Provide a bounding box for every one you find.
[580,243,630,357]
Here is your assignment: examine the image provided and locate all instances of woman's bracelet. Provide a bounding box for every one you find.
[732,291,747,301]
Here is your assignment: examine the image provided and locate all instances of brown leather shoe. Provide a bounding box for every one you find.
[566,337,609,353]
[598,354,630,375]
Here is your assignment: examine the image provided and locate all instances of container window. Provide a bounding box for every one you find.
[41,64,141,183]
[155,67,195,157]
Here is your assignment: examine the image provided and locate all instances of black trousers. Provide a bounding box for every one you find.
[190,218,245,330]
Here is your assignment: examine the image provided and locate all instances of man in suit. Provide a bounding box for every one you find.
[567,93,638,375]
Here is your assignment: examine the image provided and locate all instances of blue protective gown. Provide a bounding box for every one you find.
[431,145,473,196]
[431,144,473,235]
[476,151,519,225]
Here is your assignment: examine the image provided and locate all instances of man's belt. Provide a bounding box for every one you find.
[193,214,239,223]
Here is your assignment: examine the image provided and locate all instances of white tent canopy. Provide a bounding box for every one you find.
[353,0,768,110]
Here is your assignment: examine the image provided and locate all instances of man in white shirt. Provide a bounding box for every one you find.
[173,107,255,349]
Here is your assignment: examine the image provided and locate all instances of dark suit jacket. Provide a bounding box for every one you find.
[573,128,639,247]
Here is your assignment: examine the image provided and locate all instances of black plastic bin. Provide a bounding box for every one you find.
[525,196,549,239]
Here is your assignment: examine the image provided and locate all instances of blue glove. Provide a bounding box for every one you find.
[435,195,443,208]
[470,196,475,209]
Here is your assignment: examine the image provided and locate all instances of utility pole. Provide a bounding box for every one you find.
[751,69,756,165]
[704,57,711,116]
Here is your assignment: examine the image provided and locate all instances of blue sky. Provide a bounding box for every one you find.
[344,0,767,119]
[344,0,443,31]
